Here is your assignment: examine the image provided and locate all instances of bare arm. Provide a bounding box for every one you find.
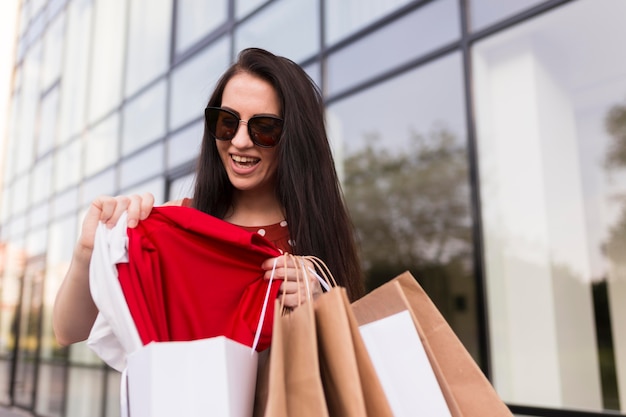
[52,193,155,346]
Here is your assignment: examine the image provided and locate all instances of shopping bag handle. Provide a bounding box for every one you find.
[276,254,336,310]
[251,257,280,352]
[302,255,338,289]
[251,254,337,352]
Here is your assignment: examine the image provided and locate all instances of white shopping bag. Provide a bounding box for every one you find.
[359,310,451,417]
[126,336,258,417]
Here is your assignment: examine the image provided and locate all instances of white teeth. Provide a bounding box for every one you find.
[232,155,260,164]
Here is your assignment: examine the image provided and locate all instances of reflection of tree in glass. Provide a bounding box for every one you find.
[603,98,626,269]
[343,125,472,296]
[596,98,626,411]
[604,100,626,171]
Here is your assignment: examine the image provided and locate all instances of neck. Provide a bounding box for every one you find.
[225,189,284,227]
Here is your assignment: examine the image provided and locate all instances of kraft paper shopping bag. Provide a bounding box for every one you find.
[359,309,451,416]
[259,299,329,417]
[351,271,512,417]
[314,287,394,417]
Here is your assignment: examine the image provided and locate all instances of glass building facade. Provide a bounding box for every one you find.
[1,0,625,416]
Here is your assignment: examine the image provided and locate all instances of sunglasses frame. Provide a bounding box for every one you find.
[205,106,284,148]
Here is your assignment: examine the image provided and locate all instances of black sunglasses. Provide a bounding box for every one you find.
[205,107,284,148]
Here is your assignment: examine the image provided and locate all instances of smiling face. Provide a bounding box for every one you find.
[216,72,282,197]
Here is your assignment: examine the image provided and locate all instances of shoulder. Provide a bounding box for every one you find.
[160,198,189,207]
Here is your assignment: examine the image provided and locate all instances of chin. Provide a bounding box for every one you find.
[228,179,261,192]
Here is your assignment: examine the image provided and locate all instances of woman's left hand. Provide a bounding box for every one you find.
[262,254,323,308]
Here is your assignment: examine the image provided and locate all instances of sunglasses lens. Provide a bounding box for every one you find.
[205,107,283,147]
[249,117,283,147]
[206,108,239,140]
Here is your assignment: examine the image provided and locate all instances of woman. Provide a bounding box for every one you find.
[52,48,364,347]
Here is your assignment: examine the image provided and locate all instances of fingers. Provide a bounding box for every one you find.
[77,193,155,252]
[264,255,323,308]
[139,192,155,219]
[278,277,322,309]
[261,254,293,272]
[92,193,155,228]
[262,254,314,280]
[126,192,155,228]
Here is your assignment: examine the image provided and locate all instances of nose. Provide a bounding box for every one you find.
[230,120,253,148]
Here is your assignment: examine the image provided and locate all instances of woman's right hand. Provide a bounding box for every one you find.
[77,193,155,253]
[53,192,156,346]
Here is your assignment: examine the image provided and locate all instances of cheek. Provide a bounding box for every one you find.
[263,150,280,173]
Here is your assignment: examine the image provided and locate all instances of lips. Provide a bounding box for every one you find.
[231,154,260,169]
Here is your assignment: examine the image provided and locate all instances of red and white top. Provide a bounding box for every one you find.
[87,205,289,371]
[117,205,285,350]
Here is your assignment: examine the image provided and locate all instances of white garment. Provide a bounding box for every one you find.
[86,212,142,372]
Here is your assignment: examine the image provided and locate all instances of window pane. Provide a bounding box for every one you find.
[325,0,413,45]
[68,341,102,366]
[29,202,50,230]
[41,13,65,90]
[121,176,165,205]
[38,87,60,157]
[473,0,626,411]
[170,37,230,130]
[25,227,47,257]
[122,80,166,155]
[176,0,227,54]
[105,371,121,417]
[328,52,478,360]
[16,41,41,174]
[54,139,81,192]
[235,0,319,64]
[166,119,202,169]
[58,0,92,142]
[0,183,12,224]
[35,363,66,417]
[3,93,20,185]
[64,367,105,417]
[81,168,116,207]
[168,172,195,200]
[31,0,46,17]
[13,258,45,409]
[0,360,10,403]
[84,113,119,177]
[235,0,266,19]
[31,154,53,204]
[52,187,79,219]
[1,219,10,240]
[469,0,546,31]
[47,0,68,22]
[10,216,26,240]
[303,61,321,90]
[119,143,164,190]
[88,0,127,124]
[12,174,30,215]
[327,0,459,97]
[125,0,172,97]
[18,0,30,37]
[26,7,46,45]
[0,244,26,357]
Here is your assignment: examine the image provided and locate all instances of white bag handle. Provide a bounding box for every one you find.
[251,254,334,351]
[251,257,279,352]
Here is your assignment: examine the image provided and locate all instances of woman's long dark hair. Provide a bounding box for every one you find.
[192,48,364,300]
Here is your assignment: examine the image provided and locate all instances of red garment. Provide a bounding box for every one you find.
[180,198,292,253]
[117,205,283,351]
